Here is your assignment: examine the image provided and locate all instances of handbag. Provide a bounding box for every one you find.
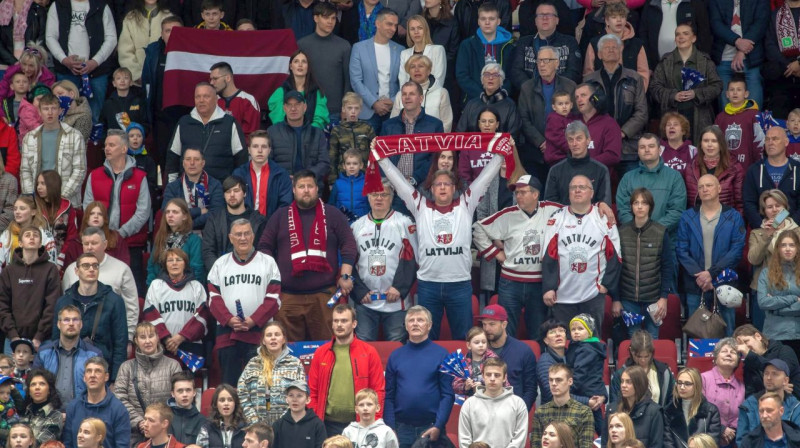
[682,290,727,339]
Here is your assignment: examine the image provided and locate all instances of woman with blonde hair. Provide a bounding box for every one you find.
[688,433,718,448]
[748,189,800,329]
[0,194,55,268]
[237,322,305,425]
[114,321,182,445]
[758,230,800,357]
[390,54,452,131]
[146,198,204,286]
[663,367,722,446]
[398,15,446,89]
[76,418,106,448]
[0,42,54,98]
[607,412,636,448]
[50,79,91,141]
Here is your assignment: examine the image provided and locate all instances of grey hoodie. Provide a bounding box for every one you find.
[342,418,399,448]
[458,386,529,448]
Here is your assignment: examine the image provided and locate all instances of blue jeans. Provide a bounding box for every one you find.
[396,422,435,448]
[716,61,763,109]
[57,72,108,123]
[417,279,473,340]
[687,292,735,337]
[353,303,407,342]
[497,278,545,340]
[619,299,660,339]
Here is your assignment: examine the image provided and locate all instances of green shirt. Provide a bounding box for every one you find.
[326,343,356,423]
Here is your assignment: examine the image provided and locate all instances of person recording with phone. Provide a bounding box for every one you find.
[748,190,800,330]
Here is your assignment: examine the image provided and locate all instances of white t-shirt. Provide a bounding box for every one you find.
[67,0,91,59]
[375,41,391,100]
[658,0,679,59]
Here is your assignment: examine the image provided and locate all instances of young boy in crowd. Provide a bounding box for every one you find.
[787,108,800,161]
[100,67,150,134]
[0,375,19,446]
[458,358,528,448]
[0,72,30,125]
[272,381,326,448]
[329,149,369,222]
[328,92,376,186]
[714,74,765,174]
[323,436,353,448]
[126,123,158,202]
[196,0,232,30]
[138,403,183,448]
[565,313,607,436]
[167,372,204,445]
[342,389,399,448]
[544,90,579,165]
[10,340,33,386]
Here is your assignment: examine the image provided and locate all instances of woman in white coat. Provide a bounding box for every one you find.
[398,15,446,88]
[391,54,453,131]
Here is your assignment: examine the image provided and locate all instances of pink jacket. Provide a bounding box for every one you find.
[0,64,56,99]
[452,348,510,395]
[16,99,40,142]
[701,366,744,429]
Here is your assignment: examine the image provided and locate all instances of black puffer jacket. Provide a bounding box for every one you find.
[605,397,667,448]
[267,120,330,182]
[0,3,46,66]
[664,398,722,448]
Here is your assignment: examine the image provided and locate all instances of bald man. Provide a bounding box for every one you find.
[743,126,800,229]
[676,173,746,336]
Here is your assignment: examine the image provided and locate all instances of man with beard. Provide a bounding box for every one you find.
[308,304,385,436]
[33,305,103,409]
[475,304,537,410]
[202,176,267,273]
[209,62,261,140]
[258,170,358,341]
[740,392,800,447]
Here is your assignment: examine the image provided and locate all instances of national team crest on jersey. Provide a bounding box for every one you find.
[523,230,541,255]
[726,123,743,150]
[568,246,589,273]
[434,217,453,244]
[369,251,387,276]
[665,157,687,171]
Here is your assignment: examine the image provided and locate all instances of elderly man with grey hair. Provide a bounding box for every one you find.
[84,128,151,295]
[456,63,521,143]
[384,305,454,448]
[350,178,417,342]
[584,34,648,176]
[517,45,578,181]
[544,121,611,205]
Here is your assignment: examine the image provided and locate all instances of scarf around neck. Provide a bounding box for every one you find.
[358,1,383,42]
[364,132,515,194]
[183,172,210,208]
[288,199,331,276]
[777,3,800,58]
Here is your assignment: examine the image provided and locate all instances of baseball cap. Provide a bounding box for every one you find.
[475,304,509,322]
[509,174,543,193]
[10,338,35,354]
[284,90,306,104]
[285,379,309,394]
[766,359,790,376]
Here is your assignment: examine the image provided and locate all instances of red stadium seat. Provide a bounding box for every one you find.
[618,339,679,376]
[602,295,613,341]
[208,348,221,388]
[368,341,402,367]
[201,387,216,417]
[439,295,481,341]
[435,340,468,355]
[521,340,541,360]
[445,404,461,443]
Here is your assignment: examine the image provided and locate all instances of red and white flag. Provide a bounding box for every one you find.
[162,28,297,109]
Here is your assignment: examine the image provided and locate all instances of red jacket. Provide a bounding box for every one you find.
[88,165,149,246]
[0,121,19,180]
[308,336,385,421]
[684,155,744,212]
[137,436,185,448]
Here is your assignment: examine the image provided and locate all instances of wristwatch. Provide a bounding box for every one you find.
[341,273,353,281]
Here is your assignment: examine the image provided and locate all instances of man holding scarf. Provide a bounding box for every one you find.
[373,134,509,340]
[258,169,358,341]
[764,0,800,117]
[162,148,224,230]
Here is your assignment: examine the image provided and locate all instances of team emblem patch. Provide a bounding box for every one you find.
[568,246,588,273]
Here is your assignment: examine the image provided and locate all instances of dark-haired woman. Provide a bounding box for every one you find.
[60,201,129,270]
[684,125,743,212]
[610,330,675,407]
[34,170,77,256]
[145,198,203,286]
[267,50,329,129]
[607,366,666,448]
[20,369,63,444]
[196,384,246,448]
[118,0,171,82]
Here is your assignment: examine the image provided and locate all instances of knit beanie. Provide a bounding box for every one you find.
[570,313,596,338]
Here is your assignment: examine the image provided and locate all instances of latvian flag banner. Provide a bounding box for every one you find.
[162,28,298,108]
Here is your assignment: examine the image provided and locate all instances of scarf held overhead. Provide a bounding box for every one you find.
[288,199,331,276]
[364,132,515,194]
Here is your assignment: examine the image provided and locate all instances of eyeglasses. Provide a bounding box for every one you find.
[79,263,100,270]
[369,193,391,198]
[23,47,40,56]
[536,13,557,18]
[569,185,592,191]
[0,365,11,370]
[433,182,454,188]
[547,328,567,336]
[676,381,694,388]
[538,58,558,64]
[482,72,501,79]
